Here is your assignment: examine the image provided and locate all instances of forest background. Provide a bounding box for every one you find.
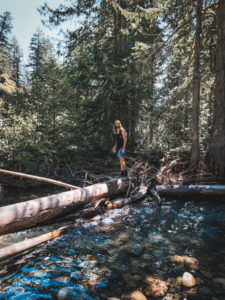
[0,0,224,178]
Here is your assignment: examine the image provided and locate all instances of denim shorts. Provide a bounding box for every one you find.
[117,147,126,158]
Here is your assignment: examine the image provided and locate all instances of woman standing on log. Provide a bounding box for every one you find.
[112,120,128,177]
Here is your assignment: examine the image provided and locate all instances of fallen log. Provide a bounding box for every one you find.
[0,216,99,262]
[54,198,109,222]
[0,185,147,262]
[150,188,162,205]
[156,185,225,197]
[0,168,79,190]
[0,177,129,235]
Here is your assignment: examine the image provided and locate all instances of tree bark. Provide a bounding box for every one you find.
[191,0,202,166]
[0,177,129,235]
[206,0,225,176]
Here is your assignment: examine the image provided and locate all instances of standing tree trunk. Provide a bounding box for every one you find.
[191,0,202,166]
[206,0,225,176]
[146,124,154,145]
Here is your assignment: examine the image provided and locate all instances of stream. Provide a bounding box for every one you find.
[0,186,225,299]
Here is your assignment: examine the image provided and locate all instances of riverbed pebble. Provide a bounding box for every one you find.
[130,290,147,300]
[199,269,213,278]
[118,231,131,241]
[168,254,199,270]
[198,286,212,295]
[175,276,182,289]
[181,272,197,287]
[141,253,152,261]
[162,293,180,300]
[57,287,76,299]
[144,276,168,297]
[213,277,225,286]
[218,263,225,272]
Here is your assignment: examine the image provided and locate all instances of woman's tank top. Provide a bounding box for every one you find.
[115,129,124,151]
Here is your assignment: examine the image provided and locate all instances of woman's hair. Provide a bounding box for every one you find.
[113,120,121,134]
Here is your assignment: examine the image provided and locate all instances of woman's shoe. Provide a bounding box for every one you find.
[123,170,127,177]
[118,171,124,178]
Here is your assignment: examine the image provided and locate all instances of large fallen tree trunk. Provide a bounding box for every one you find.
[0,177,129,235]
[156,185,225,197]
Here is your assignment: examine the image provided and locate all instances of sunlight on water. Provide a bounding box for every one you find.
[0,190,225,299]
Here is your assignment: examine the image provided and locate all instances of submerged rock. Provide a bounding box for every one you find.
[181,272,197,287]
[141,253,152,261]
[89,273,99,284]
[86,254,95,261]
[213,277,225,286]
[118,231,131,241]
[174,276,182,289]
[198,286,212,295]
[57,276,71,284]
[144,276,168,297]
[57,286,86,300]
[120,243,143,257]
[168,255,199,269]
[128,245,143,257]
[199,269,213,279]
[130,290,147,300]
[162,293,180,300]
[218,263,225,272]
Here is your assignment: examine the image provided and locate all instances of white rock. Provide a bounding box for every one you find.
[181,272,196,287]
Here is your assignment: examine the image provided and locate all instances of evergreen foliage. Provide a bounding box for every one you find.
[0,1,224,176]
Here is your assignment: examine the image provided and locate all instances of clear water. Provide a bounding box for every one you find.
[0,189,225,299]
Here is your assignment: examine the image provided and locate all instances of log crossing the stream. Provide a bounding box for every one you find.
[156,185,225,197]
[1,177,225,261]
[0,177,129,235]
[0,185,148,262]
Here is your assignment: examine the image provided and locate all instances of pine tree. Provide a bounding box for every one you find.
[8,37,23,87]
[191,0,202,166]
[28,29,53,79]
[206,0,225,176]
[0,11,13,71]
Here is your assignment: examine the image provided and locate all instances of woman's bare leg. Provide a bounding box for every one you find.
[119,157,126,171]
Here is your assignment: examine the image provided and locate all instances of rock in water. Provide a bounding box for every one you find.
[181,272,196,287]
[199,269,212,279]
[198,286,212,295]
[213,277,225,286]
[57,286,87,300]
[57,288,73,299]
[144,276,168,297]
[130,290,147,300]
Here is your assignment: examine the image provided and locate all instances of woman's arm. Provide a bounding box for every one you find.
[113,134,117,153]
